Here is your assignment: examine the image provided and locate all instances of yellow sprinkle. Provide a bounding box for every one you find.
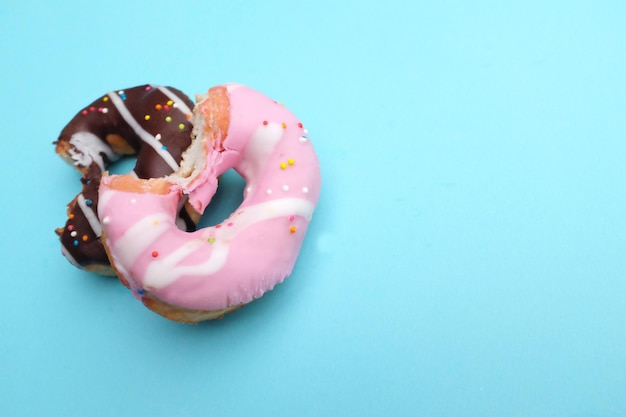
[280,162,287,170]
[144,114,150,120]
[103,96,109,102]
[287,158,294,165]
[167,100,173,106]
[152,220,159,226]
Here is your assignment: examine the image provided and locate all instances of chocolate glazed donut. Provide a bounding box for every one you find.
[54,85,199,275]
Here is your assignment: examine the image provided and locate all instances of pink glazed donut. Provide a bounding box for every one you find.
[98,84,321,323]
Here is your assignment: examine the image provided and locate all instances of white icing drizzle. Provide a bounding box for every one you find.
[68,131,118,170]
[154,85,193,117]
[110,213,172,268]
[142,197,315,289]
[77,194,102,237]
[61,244,81,267]
[106,91,179,172]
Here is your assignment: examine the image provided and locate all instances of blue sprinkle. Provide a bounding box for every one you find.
[161,145,167,151]
[137,289,145,295]
[73,240,79,246]
[85,199,93,206]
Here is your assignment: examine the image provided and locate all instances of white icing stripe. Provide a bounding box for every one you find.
[111,213,172,268]
[107,92,179,172]
[77,194,102,237]
[155,85,193,117]
[61,244,81,267]
[68,131,118,170]
[143,198,315,289]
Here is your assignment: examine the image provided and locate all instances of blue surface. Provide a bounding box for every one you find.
[1,1,625,415]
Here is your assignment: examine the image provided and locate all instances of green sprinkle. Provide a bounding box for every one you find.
[178,123,185,130]
[208,237,215,244]
[165,116,172,122]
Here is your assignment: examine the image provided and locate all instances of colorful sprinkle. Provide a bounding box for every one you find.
[215,224,222,229]
[101,108,109,114]
[280,162,287,170]
[299,136,308,143]
[82,235,88,242]
[67,224,74,231]
[288,158,295,165]
[282,185,290,192]
[151,251,159,258]
[89,106,95,112]
[145,86,151,91]
[208,237,215,244]
[155,104,162,110]
[70,231,77,237]
[103,96,109,102]
[263,120,268,126]
[73,240,79,246]
[163,105,170,111]
[144,114,151,120]
[288,215,295,222]
[289,226,297,233]
[186,113,192,119]
[302,187,309,194]
[81,110,88,115]
[167,100,173,106]
[298,122,303,128]
[85,199,93,206]
[119,91,126,100]
[281,122,287,129]
[165,116,172,122]
[137,288,146,295]
[266,188,273,195]
[155,133,162,140]
[178,123,185,130]
[68,214,75,220]
[102,216,110,224]
[161,145,167,150]
[227,222,234,227]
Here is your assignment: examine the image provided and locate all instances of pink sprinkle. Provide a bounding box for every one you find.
[81,110,88,115]
[227,222,234,227]
[145,86,152,90]
[288,215,295,222]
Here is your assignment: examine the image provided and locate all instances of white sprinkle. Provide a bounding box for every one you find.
[246,186,252,194]
[102,108,108,113]
[303,128,308,134]
[155,133,162,141]
[102,216,110,224]
[302,187,309,194]
[130,198,137,204]
[119,90,124,95]
[282,185,290,192]
[266,189,273,195]
[70,231,77,237]
[299,136,308,143]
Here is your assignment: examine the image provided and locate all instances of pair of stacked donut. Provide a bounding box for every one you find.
[55,84,321,323]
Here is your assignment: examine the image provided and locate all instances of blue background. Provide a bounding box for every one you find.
[1,0,625,415]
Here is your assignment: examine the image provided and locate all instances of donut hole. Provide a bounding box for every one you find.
[196,169,246,229]
[107,155,137,176]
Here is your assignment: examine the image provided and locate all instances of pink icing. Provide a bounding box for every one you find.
[98,84,321,311]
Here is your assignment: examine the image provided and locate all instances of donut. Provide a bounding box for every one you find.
[54,85,199,275]
[98,84,321,322]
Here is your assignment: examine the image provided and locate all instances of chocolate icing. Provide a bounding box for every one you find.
[54,85,196,274]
